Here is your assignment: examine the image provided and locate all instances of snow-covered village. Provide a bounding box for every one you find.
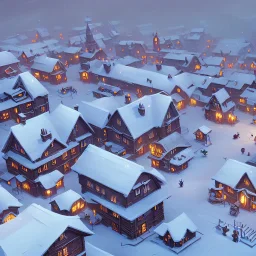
[1,1,256,255]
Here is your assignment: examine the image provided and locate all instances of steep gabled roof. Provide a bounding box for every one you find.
[31,56,65,73]
[154,213,197,242]
[72,145,166,197]
[0,186,22,213]
[0,51,19,67]
[0,203,93,256]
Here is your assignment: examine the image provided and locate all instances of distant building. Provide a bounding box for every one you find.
[0,51,20,79]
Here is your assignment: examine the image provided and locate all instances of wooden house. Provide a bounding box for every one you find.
[106,93,181,157]
[238,88,256,114]
[211,159,256,211]
[33,170,64,198]
[0,51,20,79]
[80,61,176,97]
[0,186,22,224]
[154,213,198,249]
[194,66,223,78]
[0,72,49,123]
[2,104,93,197]
[80,49,107,64]
[79,97,122,146]
[240,54,256,70]
[50,189,86,216]
[0,172,16,186]
[201,56,225,68]
[31,56,67,84]
[115,40,147,59]
[162,53,201,72]
[204,88,237,124]
[159,35,182,50]
[193,126,212,144]
[0,203,93,255]
[148,132,193,173]
[72,145,167,240]
[34,28,51,42]
[63,47,82,65]
[18,50,43,67]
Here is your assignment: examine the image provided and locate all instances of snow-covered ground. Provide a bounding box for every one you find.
[1,64,256,256]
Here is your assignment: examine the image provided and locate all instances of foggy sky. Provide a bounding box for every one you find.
[0,0,256,39]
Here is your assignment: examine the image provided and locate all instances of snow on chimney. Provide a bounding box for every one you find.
[138,103,145,116]
[18,113,26,125]
[103,63,111,73]
[74,104,79,111]
[41,128,52,142]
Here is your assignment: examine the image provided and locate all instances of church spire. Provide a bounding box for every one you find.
[85,22,98,53]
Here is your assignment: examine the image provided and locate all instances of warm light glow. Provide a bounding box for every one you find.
[228,63,234,69]
[240,98,245,104]
[247,107,250,112]
[3,213,16,223]
[149,144,163,157]
[177,101,183,110]
[46,190,52,196]
[177,88,181,93]
[195,64,201,70]
[228,113,236,123]
[75,55,79,59]
[216,112,222,120]
[250,62,256,69]
[190,98,197,106]
[240,194,246,205]
[34,72,40,79]
[219,70,223,76]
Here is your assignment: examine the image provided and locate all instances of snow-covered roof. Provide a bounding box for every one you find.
[202,56,224,66]
[50,190,83,211]
[83,184,168,220]
[191,28,205,33]
[213,88,230,104]
[119,40,145,46]
[0,51,19,67]
[63,46,82,54]
[72,145,166,197]
[35,170,63,189]
[36,28,50,38]
[142,64,180,77]
[212,159,256,189]
[115,93,177,139]
[80,97,122,129]
[156,132,190,153]
[226,72,255,85]
[14,72,48,99]
[89,63,175,94]
[186,34,201,41]
[0,203,93,256]
[240,88,256,104]
[169,148,194,166]
[31,56,64,73]
[5,104,90,162]
[195,66,221,77]
[86,242,113,256]
[114,56,141,66]
[154,213,197,242]
[0,186,22,213]
[69,34,86,45]
[195,125,212,135]
[163,53,194,63]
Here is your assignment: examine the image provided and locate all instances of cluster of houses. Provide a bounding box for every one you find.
[1,17,256,255]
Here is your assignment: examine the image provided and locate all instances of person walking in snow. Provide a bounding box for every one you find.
[241,148,245,154]
[179,179,184,188]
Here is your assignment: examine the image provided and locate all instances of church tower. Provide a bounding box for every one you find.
[85,22,98,52]
[153,32,160,52]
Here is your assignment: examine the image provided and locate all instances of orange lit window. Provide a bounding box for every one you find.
[244,178,250,186]
[52,159,56,166]
[56,74,62,80]
[103,129,107,137]
[26,103,32,108]
[64,163,70,172]
[43,164,48,171]
[152,160,159,168]
[82,72,88,80]
[117,119,121,126]
[34,72,40,79]
[138,137,142,144]
[54,64,60,71]
[56,180,62,188]
[176,88,181,93]
[195,64,201,70]
[111,196,117,203]
[113,212,119,218]
[11,162,18,170]
[227,186,234,194]
[190,98,197,106]
[3,213,16,223]
[41,106,46,113]
[44,151,49,157]
[239,98,245,104]
[23,183,30,191]
[20,148,25,154]
[14,108,18,114]
[21,166,28,172]
[71,148,76,155]
[62,152,68,160]
[46,190,52,196]
[1,112,10,120]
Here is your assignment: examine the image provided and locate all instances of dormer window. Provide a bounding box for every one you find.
[135,188,141,196]
[244,178,250,186]
[62,152,68,160]
[117,119,121,126]
[111,195,117,203]
[166,111,171,119]
[26,103,32,109]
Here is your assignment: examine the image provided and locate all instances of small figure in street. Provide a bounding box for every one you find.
[241,148,245,154]
[222,226,229,236]
[233,132,240,139]
[232,230,239,243]
[179,179,184,188]
[201,149,208,156]
[248,152,251,156]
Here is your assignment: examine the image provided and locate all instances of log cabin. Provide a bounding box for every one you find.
[204,88,237,124]
[106,93,181,157]
[80,49,107,64]
[2,104,93,197]
[0,203,94,256]
[211,159,256,211]
[80,61,175,97]
[0,186,22,224]
[61,47,82,65]
[0,71,49,123]
[237,88,256,114]
[148,132,193,173]
[193,126,212,144]
[154,213,198,249]
[31,56,67,84]
[79,97,122,146]
[0,51,20,79]
[162,53,201,72]
[50,189,86,216]
[72,145,167,240]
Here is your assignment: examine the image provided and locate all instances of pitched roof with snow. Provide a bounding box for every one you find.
[50,189,83,211]
[89,63,175,94]
[4,104,91,162]
[142,64,180,77]
[86,242,114,256]
[202,56,224,66]
[14,72,48,99]
[114,93,178,139]
[63,46,82,54]
[80,97,122,129]
[0,186,22,213]
[0,203,93,256]
[0,51,19,67]
[156,132,190,153]
[154,213,197,242]
[194,125,212,135]
[195,66,221,77]
[36,28,50,38]
[163,53,195,64]
[35,170,63,189]
[240,88,256,104]
[118,40,145,46]
[213,88,230,104]
[212,159,256,189]
[72,145,166,197]
[31,56,64,73]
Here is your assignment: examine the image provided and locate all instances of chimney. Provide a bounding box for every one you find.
[156,64,162,71]
[168,74,172,79]
[125,93,131,104]
[185,57,188,65]
[103,63,111,73]
[41,128,52,142]
[74,104,79,111]
[18,113,26,125]
[138,103,145,116]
